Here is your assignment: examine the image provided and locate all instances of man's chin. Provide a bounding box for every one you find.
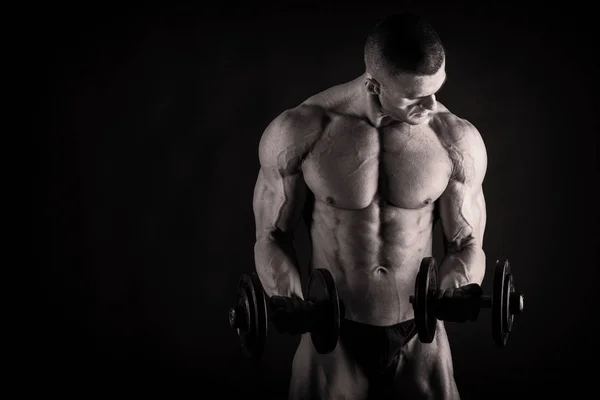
[389,112,428,126]
[406,112,429,125]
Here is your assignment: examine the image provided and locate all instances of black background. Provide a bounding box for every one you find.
[33,1,596,398]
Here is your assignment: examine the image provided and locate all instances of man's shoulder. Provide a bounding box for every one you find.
[258,103,328,167]
[262,103,328,143]
[261,77,360,143]
[430,105,485,153]
[284,103,329,128]
[430,104,488,182]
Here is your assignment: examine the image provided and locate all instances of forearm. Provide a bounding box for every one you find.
[438,242,486,290]
[254,234,304,299]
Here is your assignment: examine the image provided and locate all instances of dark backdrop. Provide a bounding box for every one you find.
[33,1,596,398]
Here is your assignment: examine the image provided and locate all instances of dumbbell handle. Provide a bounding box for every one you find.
[434,294,492,307]
[269,297,322,334]
[228,298,323,333]
[436,293,523,313]
[433,292,523,322]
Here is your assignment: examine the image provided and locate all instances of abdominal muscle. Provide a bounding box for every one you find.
[308,198,435,326]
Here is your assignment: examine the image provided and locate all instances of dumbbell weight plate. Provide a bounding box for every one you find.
[413,257,438,343]
[230,272,268,359]
[307,268,341,354]
[492,260,513,348]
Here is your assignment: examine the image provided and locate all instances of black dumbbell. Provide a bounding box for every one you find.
[409,257,524,347]
[229,269,343,359]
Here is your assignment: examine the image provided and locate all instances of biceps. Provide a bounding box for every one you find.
[439,182,486,249]
[252,167,308,238]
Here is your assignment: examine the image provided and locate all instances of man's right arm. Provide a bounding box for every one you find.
[252,105,323,299]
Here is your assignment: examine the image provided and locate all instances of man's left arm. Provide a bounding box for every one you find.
[437,119,488,290]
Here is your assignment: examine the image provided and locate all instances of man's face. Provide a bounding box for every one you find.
[378,61,447,125]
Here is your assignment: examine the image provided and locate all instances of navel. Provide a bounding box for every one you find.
[424,198,432,205]
[326,196,336,206]
[374,266,388,276]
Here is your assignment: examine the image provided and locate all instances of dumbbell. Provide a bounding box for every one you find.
[409,257,524,347]
[228,269,342,359]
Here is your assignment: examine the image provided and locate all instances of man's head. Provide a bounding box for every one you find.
[364,13,446,125]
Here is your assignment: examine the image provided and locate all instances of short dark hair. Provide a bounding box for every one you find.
[364,13,445,76]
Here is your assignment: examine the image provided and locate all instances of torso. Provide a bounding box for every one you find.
[299,83,455,325]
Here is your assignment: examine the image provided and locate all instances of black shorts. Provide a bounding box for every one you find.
[340,318,417,381]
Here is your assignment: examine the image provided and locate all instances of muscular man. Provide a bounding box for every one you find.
[252,13,487,399]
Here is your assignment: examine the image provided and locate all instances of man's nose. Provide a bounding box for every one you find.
[420,94,437,111]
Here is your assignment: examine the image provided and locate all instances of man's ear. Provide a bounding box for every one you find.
[364,77,381,95]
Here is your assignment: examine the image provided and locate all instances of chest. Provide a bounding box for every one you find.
[302,118,452,210]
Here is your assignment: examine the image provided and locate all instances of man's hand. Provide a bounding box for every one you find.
[269,295,313,335]
[435,283,483,323]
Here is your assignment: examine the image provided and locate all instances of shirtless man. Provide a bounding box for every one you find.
[252,13,487,399]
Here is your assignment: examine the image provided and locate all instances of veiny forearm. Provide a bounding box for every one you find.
[438,242,486,290]
[254,235,304,299]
